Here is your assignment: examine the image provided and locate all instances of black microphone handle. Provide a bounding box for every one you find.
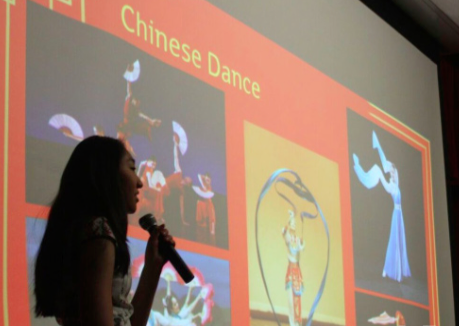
[139,214,194,283]
[158,239,194,283]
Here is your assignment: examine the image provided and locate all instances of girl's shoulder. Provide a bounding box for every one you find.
[81,216,117,246]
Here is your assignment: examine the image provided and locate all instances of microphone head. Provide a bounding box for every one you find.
[139,214,157,231]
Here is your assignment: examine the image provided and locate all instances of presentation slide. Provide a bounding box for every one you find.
[0,0,452,325]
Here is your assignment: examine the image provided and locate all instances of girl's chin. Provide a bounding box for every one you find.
[128,206,137,214]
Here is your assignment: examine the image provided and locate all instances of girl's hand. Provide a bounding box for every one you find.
[145,224,175,267]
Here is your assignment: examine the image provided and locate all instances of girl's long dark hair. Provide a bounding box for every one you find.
[34,136,131,317]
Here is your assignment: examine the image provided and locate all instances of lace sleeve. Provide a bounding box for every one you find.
[81,216,117,246]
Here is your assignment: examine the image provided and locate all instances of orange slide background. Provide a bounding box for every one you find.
[0,0,438,325]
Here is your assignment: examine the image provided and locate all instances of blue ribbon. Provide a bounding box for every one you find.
[255,169,330,326]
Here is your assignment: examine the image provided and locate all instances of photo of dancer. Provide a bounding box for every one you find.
[353,131,411,283]
[347,109,428,305]
[245,122,345,326]
[117,61,162,157]
[282,210,305,326]
[193,173,217,245]
[135,125,192,227]
[25,3,228,249]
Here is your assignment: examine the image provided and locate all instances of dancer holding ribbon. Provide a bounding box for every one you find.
[255,169,330,326]
[283,210,305,326]
[352,131,411,282]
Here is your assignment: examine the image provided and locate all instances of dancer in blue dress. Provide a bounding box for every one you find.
[352,131,411,282]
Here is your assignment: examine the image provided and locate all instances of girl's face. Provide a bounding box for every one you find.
[119,151,143,213]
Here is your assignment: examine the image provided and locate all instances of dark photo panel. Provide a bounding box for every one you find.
[355,292,430,325]
[347,108,428,305]
[26,2,228,248]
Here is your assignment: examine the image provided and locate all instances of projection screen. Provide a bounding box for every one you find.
[0,0,453,325]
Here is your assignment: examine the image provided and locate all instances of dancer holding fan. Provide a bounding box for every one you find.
[163,121,191,226]
[117,60,162,156]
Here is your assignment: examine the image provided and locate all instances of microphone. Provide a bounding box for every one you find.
[139,214,194,283]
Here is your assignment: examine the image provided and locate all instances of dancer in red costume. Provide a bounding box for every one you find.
[193,173,216,246]
[163,133,191,225]
[137,132,191,226]
[117,62,161,157]
[282,210,305,326]
[136,155,167,224]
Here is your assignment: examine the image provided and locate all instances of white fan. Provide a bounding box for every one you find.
[48,113,84,141]
[160,262,179,282]
[172,121,188,155]
[192,185,214,199]
[149,170,166,189]
[124,60,141,83]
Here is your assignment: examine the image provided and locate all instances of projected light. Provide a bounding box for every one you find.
[1,1,448,326]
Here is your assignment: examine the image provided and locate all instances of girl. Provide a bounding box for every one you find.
[34,136,175,326]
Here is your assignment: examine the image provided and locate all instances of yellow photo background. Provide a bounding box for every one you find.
[245,122,345,325]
